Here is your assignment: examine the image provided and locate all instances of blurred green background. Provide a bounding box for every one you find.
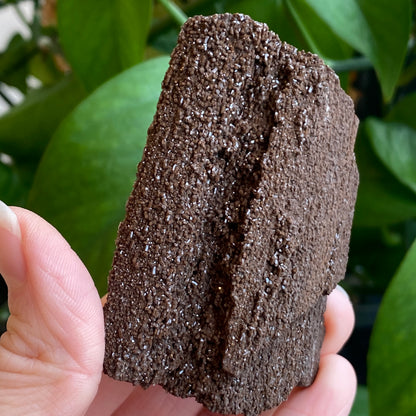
[0,0,415,415]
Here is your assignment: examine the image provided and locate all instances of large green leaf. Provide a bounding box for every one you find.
[366,118,416,194]
[58,0,153,92]
[354,126,416,227]
[368,238,416,416]
[285,0,352,60]
[297,0,411,101]
[27,56,170,295]
[0,75,86,161]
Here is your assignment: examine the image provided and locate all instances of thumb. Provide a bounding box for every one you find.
[0,202,104,416]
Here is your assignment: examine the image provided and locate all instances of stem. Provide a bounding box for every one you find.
[158,0,188,27]
[328,56,373,73]
[12,3,30,29]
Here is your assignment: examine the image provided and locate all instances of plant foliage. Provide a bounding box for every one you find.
[0,1,415,414]
[368,239,416,415]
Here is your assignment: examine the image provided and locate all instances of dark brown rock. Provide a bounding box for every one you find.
[103,13,359,416]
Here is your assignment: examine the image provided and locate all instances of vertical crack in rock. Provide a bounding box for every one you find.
[104,13,359,416]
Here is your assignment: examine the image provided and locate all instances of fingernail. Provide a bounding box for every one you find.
[336,284,350,300]
[0,201,25,287]
[0,200,21,239]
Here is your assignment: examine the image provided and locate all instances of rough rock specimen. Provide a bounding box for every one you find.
[103,13,359,416]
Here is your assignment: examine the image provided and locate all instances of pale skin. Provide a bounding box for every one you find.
[0,204,357,416]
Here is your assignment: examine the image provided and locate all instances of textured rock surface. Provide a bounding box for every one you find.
[104,13,359,416]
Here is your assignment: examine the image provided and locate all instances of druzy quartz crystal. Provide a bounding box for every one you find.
[103,13,359,416]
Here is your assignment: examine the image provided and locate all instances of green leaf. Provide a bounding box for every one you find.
[27,56,170,295]
[0,75,86,161]
[297,0,412,101]
[368,238,416,416]
[366,118,416,194]
[354,126,416,227]
[386,92,416,130]
[285,0,353,60]
[58,0,153,92]
[350,385,369,416]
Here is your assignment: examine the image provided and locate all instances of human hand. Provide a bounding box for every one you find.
[0,202,356,416]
